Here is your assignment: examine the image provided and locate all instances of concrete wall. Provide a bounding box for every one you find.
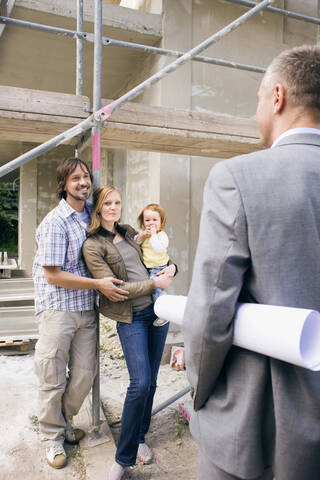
[191,0,319,117]
[7,0,320,284]
[115,0,320,299]
[0,1,161,101]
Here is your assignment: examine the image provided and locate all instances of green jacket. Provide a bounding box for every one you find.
[83,223,157,323]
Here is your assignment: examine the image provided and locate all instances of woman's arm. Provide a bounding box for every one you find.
[83,239,173,301]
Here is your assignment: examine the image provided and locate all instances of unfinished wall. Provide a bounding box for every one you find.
[5,0,320,286]
[191,0,319,118]
[158,0,192,294]
[19,151,37,274]
[110,0,163,231]
[0,1,161,101]
[118,0,320,298]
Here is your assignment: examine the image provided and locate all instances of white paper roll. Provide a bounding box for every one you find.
[154,295,320,371]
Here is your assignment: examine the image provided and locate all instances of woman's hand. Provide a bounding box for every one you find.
[156,264,176,278]
[153,272,173,290]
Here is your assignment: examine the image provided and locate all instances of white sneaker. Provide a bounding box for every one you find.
[107,462,125,480]
[137,442,153,464]
[46,443,67,469]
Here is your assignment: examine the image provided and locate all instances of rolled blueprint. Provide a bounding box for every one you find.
[154,295,320,371]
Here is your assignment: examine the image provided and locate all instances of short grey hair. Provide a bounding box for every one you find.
[264,45,320,118]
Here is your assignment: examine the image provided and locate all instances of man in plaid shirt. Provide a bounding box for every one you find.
[33,157,128,469]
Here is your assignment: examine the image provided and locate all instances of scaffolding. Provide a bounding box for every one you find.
[0,0,273,182]
[0,0,318,429]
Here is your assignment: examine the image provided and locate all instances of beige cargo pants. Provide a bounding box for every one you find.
[34,309,97,445]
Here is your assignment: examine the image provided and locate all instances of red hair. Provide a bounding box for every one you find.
[137,203,166,230]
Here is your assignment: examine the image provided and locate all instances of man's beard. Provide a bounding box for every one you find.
[67,188,90,201]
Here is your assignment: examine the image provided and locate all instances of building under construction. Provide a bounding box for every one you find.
[0,0,319,324]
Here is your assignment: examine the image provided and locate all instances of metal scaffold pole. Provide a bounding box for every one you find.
[92,0,102,192]
[224,0,320,26]
[76,0,84,96]
[91,0,103,431]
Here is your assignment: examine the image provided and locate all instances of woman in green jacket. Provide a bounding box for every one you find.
[82,185,176,480]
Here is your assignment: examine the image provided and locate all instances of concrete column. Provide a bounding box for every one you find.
[19,151,37,275]
[113,149,128,222]
[100,149,114,187]
[160,0,192,295]
[125,150,161,228]
[37,146,74,224]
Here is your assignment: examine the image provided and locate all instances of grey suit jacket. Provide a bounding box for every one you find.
[183,133,320,479]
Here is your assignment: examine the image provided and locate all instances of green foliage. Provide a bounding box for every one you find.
[102,323,112,333]
[0,182,18,253]
[70,446,86,479]
[29,415,39,432]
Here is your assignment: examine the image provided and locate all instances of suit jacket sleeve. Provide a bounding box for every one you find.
[183,161,250,411]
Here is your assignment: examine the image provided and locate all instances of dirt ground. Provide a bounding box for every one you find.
[0,318,197,480]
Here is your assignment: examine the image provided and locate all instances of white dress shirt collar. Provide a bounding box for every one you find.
[271,128,320,148]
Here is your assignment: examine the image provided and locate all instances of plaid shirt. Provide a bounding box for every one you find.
[32,198,95,314]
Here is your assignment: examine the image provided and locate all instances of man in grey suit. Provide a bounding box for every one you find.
[183,45,320,480]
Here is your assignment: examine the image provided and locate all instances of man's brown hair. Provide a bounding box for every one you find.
[56,157,92,199]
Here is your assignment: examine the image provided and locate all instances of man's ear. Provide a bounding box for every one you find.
[273,83,285,114]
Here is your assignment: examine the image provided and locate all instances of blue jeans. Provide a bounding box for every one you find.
[148,264,168,302]
[115,304,169,466]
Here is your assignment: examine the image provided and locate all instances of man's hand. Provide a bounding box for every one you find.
[97,277,129,302]
[153,272,173,290]
[156,264,176,278]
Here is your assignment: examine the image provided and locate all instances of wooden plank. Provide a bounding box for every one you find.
[0,87,263,158]
[0,338,37,355]
[0,86,90,118]
[0,112,262,158]
[0,339,31,347]
[101,122,261,158]
[0,87,259,139]
[101,98,259,139]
